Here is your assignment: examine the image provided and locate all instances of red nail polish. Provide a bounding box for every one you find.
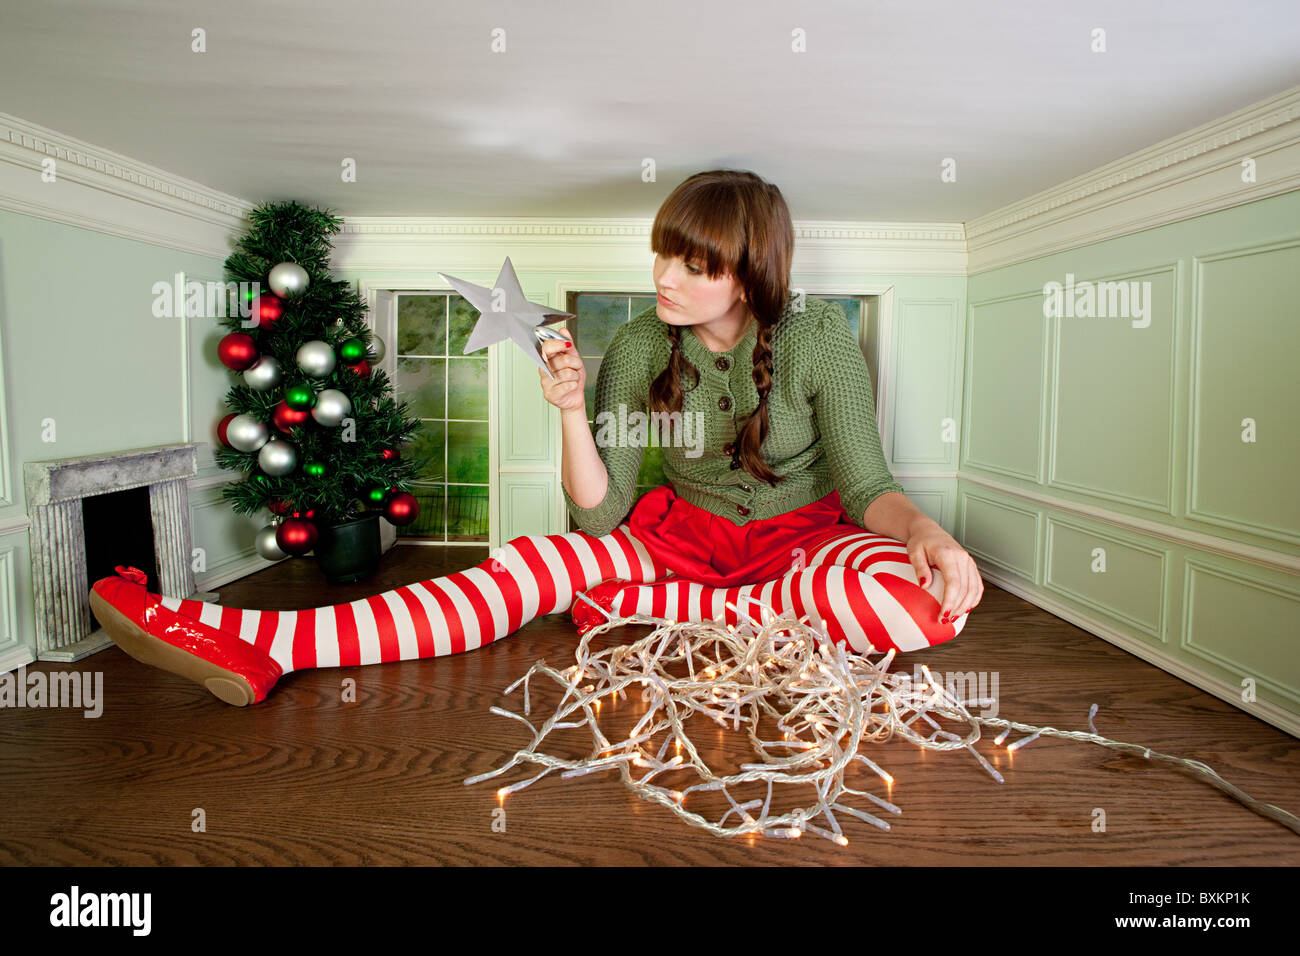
[565,341,572,348]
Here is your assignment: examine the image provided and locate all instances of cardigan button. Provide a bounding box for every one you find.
[737,505,750,516]
[717,396,731,411]
[715,356,730,372]
[739,482,752,493]
[729,459,741,470]
[722,442,734,455]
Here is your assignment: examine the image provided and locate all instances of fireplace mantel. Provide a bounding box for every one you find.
[23,443,198,662]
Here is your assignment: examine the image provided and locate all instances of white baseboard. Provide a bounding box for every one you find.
[0,643,34,674]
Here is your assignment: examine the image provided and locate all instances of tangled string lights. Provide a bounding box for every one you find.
[464,591,1300,844]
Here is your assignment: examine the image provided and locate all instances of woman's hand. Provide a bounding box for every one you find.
[905,517,983,623]
[538,328,587,412]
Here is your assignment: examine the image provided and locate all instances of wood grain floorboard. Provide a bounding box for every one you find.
[2,545,1297,865]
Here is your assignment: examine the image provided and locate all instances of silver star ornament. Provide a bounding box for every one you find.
[440,256,574,380]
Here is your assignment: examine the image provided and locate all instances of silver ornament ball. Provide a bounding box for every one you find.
[242,355,282,392]
[366,334,386,363]
[257,438,298,476]
[226,413,269,452]
[255,525,288,561]
[267,262,310,299]
[311,388,352,427]
[296,340,337,377]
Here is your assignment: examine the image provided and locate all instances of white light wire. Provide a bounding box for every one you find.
[464,590,1300,843]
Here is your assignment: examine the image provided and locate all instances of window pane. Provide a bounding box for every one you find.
[446,485,489,541]
[574,294,627,356]
[398,294,447,356]
[396,357,446,420]
[449,295,477,356]
[564,292,666,534]
[582,354,602,417]
[409,421,446,482]
[637,445,666,487]
[629,294,656,315]
[400,483,446,539]
[447,421,489,483]
[820,295,861,340]
[447,357,489,421]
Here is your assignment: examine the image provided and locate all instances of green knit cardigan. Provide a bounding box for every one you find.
[562,295,904,538]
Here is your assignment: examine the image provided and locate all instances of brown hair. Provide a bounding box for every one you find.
[647,169,794,487]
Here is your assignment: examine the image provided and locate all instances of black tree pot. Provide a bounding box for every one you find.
[313,513,382,585]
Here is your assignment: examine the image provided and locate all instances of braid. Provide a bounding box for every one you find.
[734,320,782,487]
[649,324,700,415]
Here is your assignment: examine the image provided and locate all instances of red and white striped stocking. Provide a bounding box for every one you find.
[154,526,957,679]
[597,530,964,653]
[159,525,671,676]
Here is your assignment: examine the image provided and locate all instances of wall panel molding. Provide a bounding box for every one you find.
[1044,515,1169,642]
[1186,237,1300,547]
[1046,262,1181,516]
[962,473,1300,575]
[962,291,1048,482]
[958,491,1041,581]
[1182,558,1300,708]
[890,298,960,467]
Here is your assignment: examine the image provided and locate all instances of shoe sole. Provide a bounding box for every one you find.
[89,591,256,706]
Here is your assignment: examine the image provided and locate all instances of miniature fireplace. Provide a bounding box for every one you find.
[23,443,198,662]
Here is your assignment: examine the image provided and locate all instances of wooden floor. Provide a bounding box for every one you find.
[2,544,1298,866]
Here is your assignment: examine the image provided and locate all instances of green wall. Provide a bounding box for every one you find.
[962,187,1300,729]
[0,208,262,661]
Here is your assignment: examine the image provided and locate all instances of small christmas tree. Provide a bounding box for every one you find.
[214,201,421,564]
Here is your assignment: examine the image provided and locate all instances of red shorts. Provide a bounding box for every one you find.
[626,484,865,588]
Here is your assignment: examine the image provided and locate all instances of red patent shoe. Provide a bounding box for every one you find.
[569,578,633,635]
[88,566,282,706]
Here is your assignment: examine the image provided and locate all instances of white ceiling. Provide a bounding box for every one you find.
[2,0,1298,223]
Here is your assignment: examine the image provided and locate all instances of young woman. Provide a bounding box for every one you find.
[88,169,982,706]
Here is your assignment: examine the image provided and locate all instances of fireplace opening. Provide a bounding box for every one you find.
[83,486,160,594]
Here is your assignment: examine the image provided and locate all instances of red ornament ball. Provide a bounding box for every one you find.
[272,400,311,433]
[267,499,293,516]
[275,517,317,556]
[380,447,401,462]
[345,359,371,377]
[252,293,285,330]
[218,332,259,371]
[216,413,237,447]
[383,490,419,526]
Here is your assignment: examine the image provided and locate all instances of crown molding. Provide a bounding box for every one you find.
[332,217,968,276]
[339,216,965,242]
[0,112,251,258]
[966,85,1300,274]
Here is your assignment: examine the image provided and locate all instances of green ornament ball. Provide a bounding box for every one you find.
[285,384,317,410]
[339,337,367,363]
[303,461,326,478]
[367,487,388,504]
